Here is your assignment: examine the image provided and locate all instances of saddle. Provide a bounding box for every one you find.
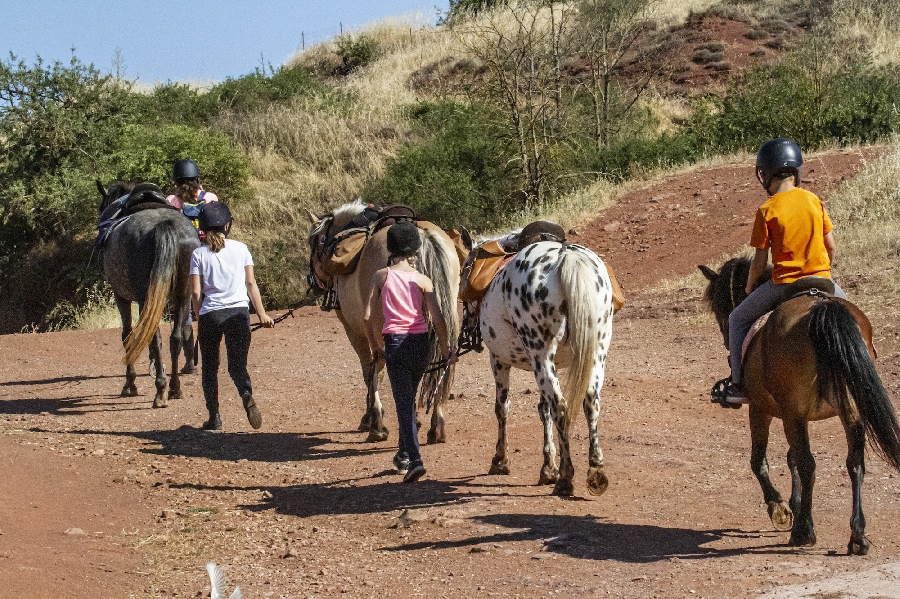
[741,277,835,362]
[459,221,626,312]
[95,183,178,249]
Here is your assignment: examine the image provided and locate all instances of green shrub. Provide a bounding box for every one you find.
[204,64,342,113]
[104,123,252,201]
[363,100,519,230]
[334,34,382,73]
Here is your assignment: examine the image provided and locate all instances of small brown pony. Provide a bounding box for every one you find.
[700,257,900,554]
[307,202,461,443]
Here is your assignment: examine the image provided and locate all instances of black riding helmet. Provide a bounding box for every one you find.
[386,221,421,257]
[198,201,232,231]
[173,158,200,181]
[756,138,803,190]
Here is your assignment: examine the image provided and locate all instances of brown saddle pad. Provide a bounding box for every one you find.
[459,240,513,303]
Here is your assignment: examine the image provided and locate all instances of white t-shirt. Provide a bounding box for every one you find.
[190,239,253,315]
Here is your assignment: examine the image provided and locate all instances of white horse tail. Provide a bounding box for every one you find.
[123,220,179,365]
[558,246,602,428]
[416,227,461,408]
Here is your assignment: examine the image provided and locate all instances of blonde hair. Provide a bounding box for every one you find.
[205,230,226,253]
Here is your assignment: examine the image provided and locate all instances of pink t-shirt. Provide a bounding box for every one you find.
[165,189,219,209]
[381,269,428,335]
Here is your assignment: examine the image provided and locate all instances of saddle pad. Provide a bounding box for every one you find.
[742,312,771,363]
[320,229,368,277]
[459,241,514,303]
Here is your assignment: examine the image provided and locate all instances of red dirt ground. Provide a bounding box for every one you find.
[3,146,900,599]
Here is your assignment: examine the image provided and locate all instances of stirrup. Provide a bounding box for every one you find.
[711,378,743,409]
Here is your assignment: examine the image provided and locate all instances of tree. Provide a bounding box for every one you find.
[571,0,665,149]
[455,0,570,210]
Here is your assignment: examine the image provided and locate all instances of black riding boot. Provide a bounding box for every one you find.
[202,410,222,430]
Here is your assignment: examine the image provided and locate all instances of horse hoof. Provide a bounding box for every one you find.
[121,386,139,397]
[848,535,870,556]
[488,461,510,476]
[789,530,816,547]
[358,414,373,431]
[768,501,793,531]
[552,479,574,497]
[538,467,559,485]
[179,364,196,375]
[152,398,168,409]
[365,430,388,443]
[586,467,609,496]
[168,389,182,400]
[427,430,446,444]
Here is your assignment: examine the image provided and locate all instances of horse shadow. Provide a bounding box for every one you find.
[63,425,394,464]
[174,475,490,519]
[383,513,788,563]
[0,394,144,416]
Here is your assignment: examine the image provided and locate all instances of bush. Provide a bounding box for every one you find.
[363,100,518,230]
[334,34,382,74]
[104,123,252,201]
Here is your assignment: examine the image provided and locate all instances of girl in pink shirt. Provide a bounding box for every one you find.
[365,221,455,483]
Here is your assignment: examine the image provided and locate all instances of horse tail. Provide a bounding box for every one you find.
[416,228,461,409]
[809,298,900,472]
[123,220,180,365]
[558,247,603,428]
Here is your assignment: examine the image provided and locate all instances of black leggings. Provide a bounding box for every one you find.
[198,307,252,412]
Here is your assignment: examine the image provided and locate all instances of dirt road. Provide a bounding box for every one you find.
[2,147,899,598]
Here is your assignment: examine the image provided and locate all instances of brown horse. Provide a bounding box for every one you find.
[307,202,461,443]
[700,257,900,554]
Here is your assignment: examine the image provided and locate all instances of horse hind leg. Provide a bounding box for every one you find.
[167,312,188,400]
[534,357,569,494]
[784,419,817,547]
[845,420,869,555]
[488,356,512,475]
[584,373,608,496]
[364,362,389,443]
[749,406,793,531]
[116,296,139,397]
[149,325,167,408]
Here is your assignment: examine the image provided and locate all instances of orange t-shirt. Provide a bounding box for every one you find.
[749,187,834,285]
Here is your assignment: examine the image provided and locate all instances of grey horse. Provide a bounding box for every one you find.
[97,180,200,407]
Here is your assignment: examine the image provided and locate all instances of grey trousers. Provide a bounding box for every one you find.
[728,279,846,385]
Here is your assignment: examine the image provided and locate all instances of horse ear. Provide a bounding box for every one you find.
[96,179,107,198]
[305,208,320,224]
[460,227,473,252]
[698,265,718,282]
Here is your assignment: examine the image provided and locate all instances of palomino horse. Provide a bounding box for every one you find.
[700,257,900,554]
[98,181,200,407]
[307,202,461,443]
[461,236,615,496]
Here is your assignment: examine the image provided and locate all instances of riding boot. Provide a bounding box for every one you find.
[202,411,222,430]
[241,391,262,429]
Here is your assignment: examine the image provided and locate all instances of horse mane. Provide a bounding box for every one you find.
[702,256,773,322]
[100,180,137,213]
[331,200,367,231]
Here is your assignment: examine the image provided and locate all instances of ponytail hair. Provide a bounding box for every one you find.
[205,229,226,253]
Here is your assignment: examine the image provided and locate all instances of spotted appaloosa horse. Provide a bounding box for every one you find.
[701,257,900,554]
[307,202,461,444]
[462,237,615,496]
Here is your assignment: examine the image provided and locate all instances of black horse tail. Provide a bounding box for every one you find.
[123,220,179,365]
[809,298,900,471]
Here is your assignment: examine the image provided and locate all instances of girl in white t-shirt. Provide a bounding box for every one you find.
[190,202,273,431]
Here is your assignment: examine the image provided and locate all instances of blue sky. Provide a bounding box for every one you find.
[2,0,450,83]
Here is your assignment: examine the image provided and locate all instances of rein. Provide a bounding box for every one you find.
[729,265,737,312]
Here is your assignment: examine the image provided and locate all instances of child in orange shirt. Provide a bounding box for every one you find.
[721,138,846,405]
